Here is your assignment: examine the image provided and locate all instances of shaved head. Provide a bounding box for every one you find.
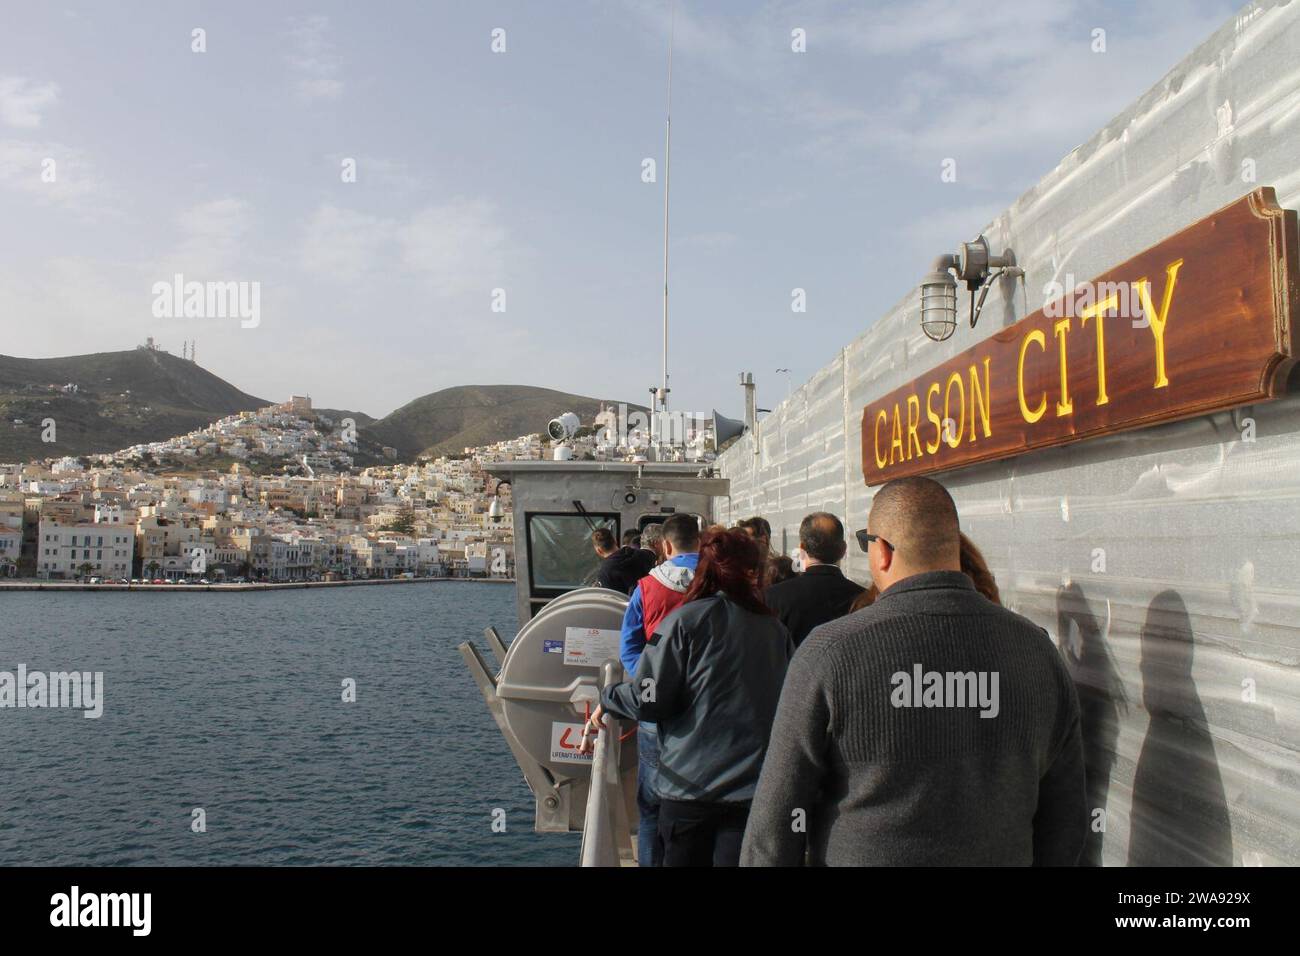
[868,477,961,571]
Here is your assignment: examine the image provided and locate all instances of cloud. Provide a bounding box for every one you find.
[286,16,343,102]
[299,204,394,281]
[900,200,1006,258]
[158,198,255,277]
[0,140,101,207]
[622,0,1234,183]
[177,198,253,242]
[0,76,59,128]
[324,153,429,191]
[620,0,762,85]
[299,198,512,297]
[0,255,144,355]
[817,0,1078,70]
[397,200,509,297]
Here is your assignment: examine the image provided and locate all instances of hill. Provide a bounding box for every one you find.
[0,351,639,465]
[315,408,375,428]
[361,384,630,459]
[0,349,270,461]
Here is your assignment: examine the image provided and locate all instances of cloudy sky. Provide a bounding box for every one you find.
[1,0,1239,419]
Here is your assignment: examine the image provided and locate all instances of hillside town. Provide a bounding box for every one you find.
[0,395,717,584]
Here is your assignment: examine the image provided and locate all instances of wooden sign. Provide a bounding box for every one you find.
[861,188,1298,485]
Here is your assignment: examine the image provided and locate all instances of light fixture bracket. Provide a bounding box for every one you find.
[918,236,1024,341]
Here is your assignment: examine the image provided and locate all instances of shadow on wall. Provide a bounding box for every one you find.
[1058,586,1234,865]
[1056,582,1127,867]
[1127,590,1233,866]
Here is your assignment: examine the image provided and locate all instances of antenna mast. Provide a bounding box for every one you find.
[660,0,674,418]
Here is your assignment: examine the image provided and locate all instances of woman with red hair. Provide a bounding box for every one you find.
[584,528,794,866]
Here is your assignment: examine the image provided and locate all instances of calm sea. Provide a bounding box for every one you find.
[0,583,577,866]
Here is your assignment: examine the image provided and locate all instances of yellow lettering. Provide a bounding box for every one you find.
[1134,257,1183,389]
[1053,317,1073,417]
[943,372,965,449]
[1079,293,1119,406]
[1018,330,1047,424]
[968,357,992,441]
[925,382,942,455]
[889,403,904,465]
[906,395,922,460]
[873,409,888,470]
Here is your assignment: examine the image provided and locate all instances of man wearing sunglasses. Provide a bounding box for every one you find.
[741,476,1086,867]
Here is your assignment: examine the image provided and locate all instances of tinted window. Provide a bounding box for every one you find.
[527,513,617,592]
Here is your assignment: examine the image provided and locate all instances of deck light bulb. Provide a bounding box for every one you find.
[920,270,958,342]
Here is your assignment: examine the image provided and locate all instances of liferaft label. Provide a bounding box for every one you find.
[549,721,594,764]
[563,627,621,667]
[541,639,564,655]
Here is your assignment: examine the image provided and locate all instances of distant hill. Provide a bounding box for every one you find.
[0,351,639,465]
[315,408,375,428]
[0,349,269,461]
[362,384,632,459]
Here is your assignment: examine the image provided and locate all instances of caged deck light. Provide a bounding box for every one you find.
[488,479,511,523]
[919,236,1024,342]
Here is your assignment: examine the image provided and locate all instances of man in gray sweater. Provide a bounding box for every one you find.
[740,477,1086,866]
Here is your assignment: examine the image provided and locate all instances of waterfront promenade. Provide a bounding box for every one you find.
[0,576,514,592]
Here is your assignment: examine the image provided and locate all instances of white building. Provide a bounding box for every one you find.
[414,537,442,574]
[93,504,134,525]
[0,529,21,575]
[188,485,229,507]
[465,541,488,575]
[37,518,135,580]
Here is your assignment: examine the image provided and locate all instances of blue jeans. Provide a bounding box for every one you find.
[636,723,663,867]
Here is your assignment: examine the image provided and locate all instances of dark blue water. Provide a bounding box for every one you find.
[0,583,578,865]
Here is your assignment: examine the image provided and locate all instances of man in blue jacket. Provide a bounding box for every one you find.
[617,513,699,866]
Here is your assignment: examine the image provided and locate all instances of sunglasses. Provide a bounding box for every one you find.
[855,530,894,554]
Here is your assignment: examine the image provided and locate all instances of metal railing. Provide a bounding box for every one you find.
[578,661,636,867]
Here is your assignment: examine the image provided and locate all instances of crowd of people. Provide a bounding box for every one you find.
[582,476,1087,867]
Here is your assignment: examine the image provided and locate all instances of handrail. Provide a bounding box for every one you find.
[578,661,633,867]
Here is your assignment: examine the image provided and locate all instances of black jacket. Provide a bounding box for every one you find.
[764,564,865,647]
[602,593,794,803]
[595,547,655,595]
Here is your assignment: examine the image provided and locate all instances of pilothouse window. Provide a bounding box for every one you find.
[526,512,618,592]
